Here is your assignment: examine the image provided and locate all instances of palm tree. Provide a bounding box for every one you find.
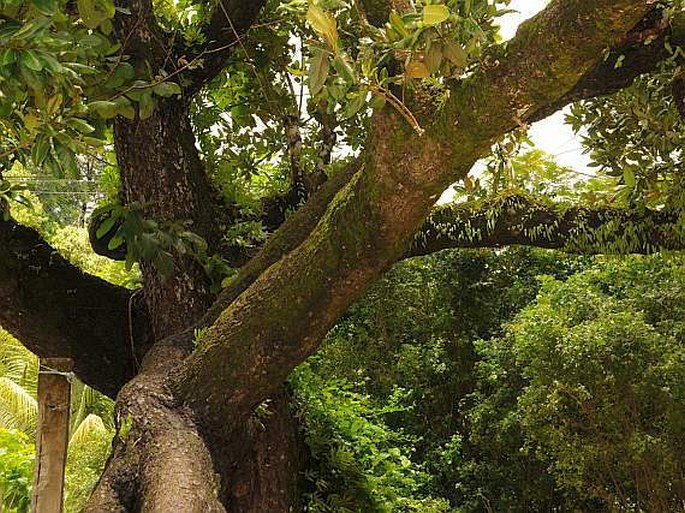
[0,332,37,438]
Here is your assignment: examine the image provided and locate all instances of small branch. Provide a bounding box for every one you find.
[182,2,268,94]
[313,108,338,176]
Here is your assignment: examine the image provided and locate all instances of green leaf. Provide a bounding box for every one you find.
[389,11,409,37]
[107,233,124,250]
[425,43,443,74]
[138,91,155,120]
[20,50,43,72]
[369,94,386,110]
[444,40,467,69]
[12,18,51,40]
[333,53,356,84]
[30,0,57,16]
[66,118,95,134]
[100,18,113,35]
[54,141,79,176]
[152,81,181,98]
[78,0,102,29]
[342,89,367,119]
[77,0,114,29]
[87,100,120,119]
[31,134,50,166]
[38,52,63,74]
[423,4,450,26]
[308,49,330,96]
[113,96,135,119]
[96,211,120,239]
[0,49,16,67]
[154,251,175,277]
[104,62,134,90]
[623,167,636,188]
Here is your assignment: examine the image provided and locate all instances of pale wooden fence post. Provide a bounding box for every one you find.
[31,358,72,513]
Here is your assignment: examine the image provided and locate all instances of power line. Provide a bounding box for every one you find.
[27,191,104,195]
[9,179,97,183]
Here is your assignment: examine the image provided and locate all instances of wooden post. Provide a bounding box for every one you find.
[32,358,72,513]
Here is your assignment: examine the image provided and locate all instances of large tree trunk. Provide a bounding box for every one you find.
[223,389,306,513]
[90,93,308,511]
[1,1,674,510]
[113,101,219,338]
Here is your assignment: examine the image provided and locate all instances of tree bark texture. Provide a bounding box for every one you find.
[0,220,152,398]
[113,101,221,339]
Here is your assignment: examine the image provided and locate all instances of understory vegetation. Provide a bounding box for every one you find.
[292,249,685,512]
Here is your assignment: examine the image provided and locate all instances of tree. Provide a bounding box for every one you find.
[466,254,685,511]
[0,0,683,509]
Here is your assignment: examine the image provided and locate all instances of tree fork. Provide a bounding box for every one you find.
[86,331,224,512]
[173,0,654,438]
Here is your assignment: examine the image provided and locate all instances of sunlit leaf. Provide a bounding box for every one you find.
[307,4,338,49]
[423,4,450,26]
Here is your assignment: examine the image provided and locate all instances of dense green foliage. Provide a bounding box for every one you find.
[465,254,685,512]
[0,428,33,513]
[293,249,684,512]
[1,0,685,509]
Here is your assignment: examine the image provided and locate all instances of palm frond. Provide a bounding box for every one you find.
[69,413,108,448]
[0,376,38,435]
[0,330,39,396]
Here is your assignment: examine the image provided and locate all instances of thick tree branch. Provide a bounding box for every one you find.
[203,159,362,323]
[529,8,685,122]
[409,194,685,257]
[174,1,654,438]
[0,220,153,398]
